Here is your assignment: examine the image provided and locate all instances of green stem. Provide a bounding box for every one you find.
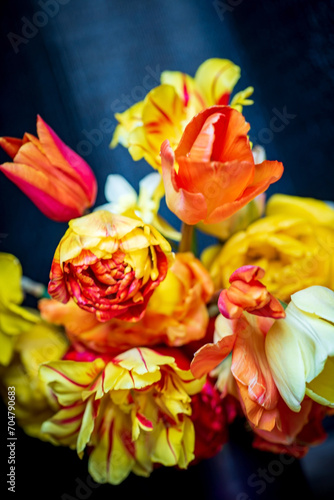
[21,276,47,298]
[178,222,194,253]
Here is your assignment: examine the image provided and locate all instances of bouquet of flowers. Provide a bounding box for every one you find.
[1,58,333,486]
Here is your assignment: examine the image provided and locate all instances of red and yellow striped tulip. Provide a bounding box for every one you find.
[111,58,253,171]
[39,347,206,484]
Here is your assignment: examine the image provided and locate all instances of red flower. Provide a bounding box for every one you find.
[191,378,228,463]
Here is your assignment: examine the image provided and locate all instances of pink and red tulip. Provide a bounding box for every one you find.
[0,115,97,222]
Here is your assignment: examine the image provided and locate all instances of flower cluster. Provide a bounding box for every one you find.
[1,58,333,485]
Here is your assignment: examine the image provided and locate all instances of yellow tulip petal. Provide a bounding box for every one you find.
[119,228,151,252]
[148,270,182,316]
[39,358,105,406]
[194,58,241,106]
[0,253,23,305]
[266,194,334,227]
[230,86,254,113]
[153,214,181,242]
[88,406,134,485]
[69,210,142,239]
[160,70,205,114]
[151,418,195,467]
[41,402,86,448]
[306,356,334,407]
[0,331,15,365]
[110,101,144,149]
[77,396,96,455]
[126,84,186,170]
[113,347,174,375]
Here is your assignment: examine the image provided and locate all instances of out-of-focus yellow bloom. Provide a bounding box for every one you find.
[205,194,334,301]
[39,347,205,485]
[95,172,181,241]
[265,286,334,412]
[48,210,174,322]
[0,253,39,365]
[111,58,253,171]
[0,321,68,438]
[266,193,334,225]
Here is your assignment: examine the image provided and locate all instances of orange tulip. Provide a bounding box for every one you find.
[0,116,97,222]
[191,266,285,432]
[161,106,284,225]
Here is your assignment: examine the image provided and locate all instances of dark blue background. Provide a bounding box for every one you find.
[1,1,334,499]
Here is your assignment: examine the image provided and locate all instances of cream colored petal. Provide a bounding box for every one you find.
[104,174,138,207]
[265,301,329,411]
[291,286,334,325]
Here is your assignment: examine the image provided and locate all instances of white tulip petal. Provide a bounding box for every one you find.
[104,174,137,205]
[265,315,306,412]
[139,172,162,199]
[266,287,334,411]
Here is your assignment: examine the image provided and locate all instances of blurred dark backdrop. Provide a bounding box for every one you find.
[0,1,334,499]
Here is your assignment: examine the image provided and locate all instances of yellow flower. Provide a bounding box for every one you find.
[0,253,39,365]
[95,172,181,241]
[39,347,205,484]
[205,194,334,302]
[0,321,68,439]
[111,58,253,171]
[265,286,334,412]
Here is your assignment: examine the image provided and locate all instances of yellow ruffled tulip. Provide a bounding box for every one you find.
[0,253,39,365]
[111,58,253,171]
[206,194,334,301]
[265,286,334,412]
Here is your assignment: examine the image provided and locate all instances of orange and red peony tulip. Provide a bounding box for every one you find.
[48,210,173,322]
